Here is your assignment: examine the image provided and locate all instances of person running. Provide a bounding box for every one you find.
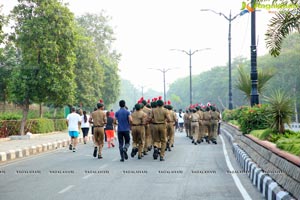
[115,100,132,162]
[105,111,116,148]
[81,110,90,144]
[89,100,107,159]
[177,109,184,133]
[66,107,81,152]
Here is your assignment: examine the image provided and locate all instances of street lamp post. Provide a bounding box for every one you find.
[200,9,248,110]
[170,48,210,105]
[250,0,259,106]
[148,68,176,102]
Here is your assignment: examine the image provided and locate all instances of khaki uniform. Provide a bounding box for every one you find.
[210,110,220,142]
[91,110,107,156]
[183,112,190,137]
[166,110,177,149]
[197,110,205,141]
[150,106,170,158]
[202,111,212,142]
[142,106,152,153]
[131,110,147,157]
[190,111,200,143]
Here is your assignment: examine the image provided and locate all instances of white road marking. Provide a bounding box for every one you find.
[58,185,74,194]
[99,164,108,169]
[82,174,93,179]
[112,158,119,162]
[219,135,252,200]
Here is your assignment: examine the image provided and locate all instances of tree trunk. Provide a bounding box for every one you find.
[39,103,43,118]
[20,98,30,135]
[53,107,57,118]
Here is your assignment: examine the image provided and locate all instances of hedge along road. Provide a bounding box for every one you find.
[0,131,265,200]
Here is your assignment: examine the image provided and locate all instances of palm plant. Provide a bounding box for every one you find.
[235,65,275,104]
[264,0,300,57]
[264,90,294,133]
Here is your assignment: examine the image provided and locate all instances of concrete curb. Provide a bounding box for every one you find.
[221,127,295,200]
[0,136,92,163]
[223,130,295,200]
[232,143,295,200]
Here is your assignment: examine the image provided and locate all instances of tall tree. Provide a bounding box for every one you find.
[264,0,300,57]
[73,25,104,110]
[76,12,120,106]
[9,0,77,135]
[0,42,18,106]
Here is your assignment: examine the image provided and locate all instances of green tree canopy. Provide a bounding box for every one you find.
[76,12,120,106]
[9,0,77,134]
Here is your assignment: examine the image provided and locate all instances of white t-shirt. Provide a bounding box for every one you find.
[81,114,90,128]
[177,112,184,123]
[66,112,81,131]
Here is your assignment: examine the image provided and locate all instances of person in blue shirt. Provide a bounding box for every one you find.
[114,100,132,162]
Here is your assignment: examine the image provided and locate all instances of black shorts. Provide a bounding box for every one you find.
[81,127,89,137]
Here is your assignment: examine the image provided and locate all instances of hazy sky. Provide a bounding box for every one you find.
[1,0,274,92]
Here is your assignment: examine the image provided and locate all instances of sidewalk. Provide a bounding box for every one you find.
[0,131,89,163]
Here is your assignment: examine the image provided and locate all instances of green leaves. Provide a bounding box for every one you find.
[235,65,275,105]
[264,89,294,133]
[76,13,120,108]
[265,0,300,57]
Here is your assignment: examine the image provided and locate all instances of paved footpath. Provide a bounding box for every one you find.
[0,131,90,162]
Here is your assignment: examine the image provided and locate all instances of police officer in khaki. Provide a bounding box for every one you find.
[189,107,200,145]
[183,109,190,137]
[149,98,157,150]
[203,106,212,143]
[141,98,152,155]
[130,103,147,159]
[196,106,205,143]
[150,97,171,161]
[89,100,107,159]
[166,101,177,151]
[210,105,220,144]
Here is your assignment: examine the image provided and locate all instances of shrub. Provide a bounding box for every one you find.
[260,128,274,140]
[53,119,67,131]
[0,112,22,120]
[250,129,265,138]
[27,119,54,134]
[0,120,21,137]
[238,104,270,134]
[264,90,294,134]
[222,107,248,122]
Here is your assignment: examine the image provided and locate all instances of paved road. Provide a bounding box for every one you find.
[0,130,265,200]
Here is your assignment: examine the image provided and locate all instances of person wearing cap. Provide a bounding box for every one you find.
[149,98,158,150]
[197,106,205,143]
[189,106,200,145]
[210,105,220,144]
[149,96,171,161]
[115,100,133,162]
[130,103,147,159]
[141,98,152,155]
[202,105,212,143]
[89,100,107,159]
[166,101,177,150]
